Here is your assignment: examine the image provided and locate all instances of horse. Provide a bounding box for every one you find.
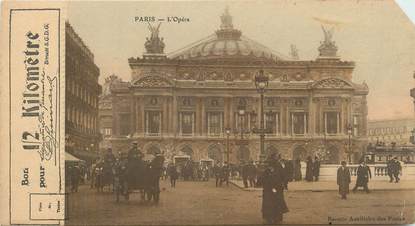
[95,161,114,192]
[114,155,164,203]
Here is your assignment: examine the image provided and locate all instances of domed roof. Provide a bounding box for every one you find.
[168,8,290,61]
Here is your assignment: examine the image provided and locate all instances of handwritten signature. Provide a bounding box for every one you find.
[38,72,57,161]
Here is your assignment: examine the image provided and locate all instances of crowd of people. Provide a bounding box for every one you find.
[336,156,402,200]
[65,143,407,225]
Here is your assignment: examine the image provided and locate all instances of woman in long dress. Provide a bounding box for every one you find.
[305,156,314,182]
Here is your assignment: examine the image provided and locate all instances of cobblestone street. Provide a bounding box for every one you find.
[66,179,415,225]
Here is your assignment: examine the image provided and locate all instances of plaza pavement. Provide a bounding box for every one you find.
[230,178,415,191]
[66,180,415,225]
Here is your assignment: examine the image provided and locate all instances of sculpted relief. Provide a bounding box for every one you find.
[313,77,353,89]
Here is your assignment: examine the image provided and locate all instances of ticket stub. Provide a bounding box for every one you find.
[2,3,65,225]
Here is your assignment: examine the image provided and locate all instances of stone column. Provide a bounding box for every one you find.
[285,100,290,136]
[195,97,202,135]
[229,97,234,131]
[280,98,286,135]
[112,98,118,135]
[201,98,206,136]
[224,97,231,128]
[131,96,136,134]
[168,96,175,136]
[172,95,178,136]
[340,98,345,134]
[136,96,143,135]
[309,96,315,135]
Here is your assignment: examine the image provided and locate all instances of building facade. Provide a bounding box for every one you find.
[110,9,369,164]
[367,118,415,145]
[65,22,102,162]
[98,75,122,152]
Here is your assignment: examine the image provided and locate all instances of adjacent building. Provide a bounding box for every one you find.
[367,118,415,146]
[98,75,121,152]
[65,22,102,163]
[110,9,369,164]
[411,71,415,118]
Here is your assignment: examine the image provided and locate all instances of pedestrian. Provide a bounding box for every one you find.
[241,161,249,188]
[313,156,321,181]
[261,158,289,224]
[293,158,302,181]
[247,160,257,187]
[220,162,230,186]
[337,161,351,200]
[352,161,372,193]
[168,163,179,188]
[71,164,80,192]
[128,141,144,160]
[305,156,314,182]
[279,158,289,190]
[386,155,394,182]
[391,157,402,183]
[90,160,97,189]
[214,162,222,187]
[285,160,294,182]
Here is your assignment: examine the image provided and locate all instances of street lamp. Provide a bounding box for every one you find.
[410,128,415,144]
[237,105,246,138]
[347,124,353,164]
[254,69,269,162]
[225,127,231,164]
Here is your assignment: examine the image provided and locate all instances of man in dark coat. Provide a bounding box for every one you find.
[386,155,394,182]
[305,156,314,182]
[313,156,321,181]
[247,161,257,187]
[352,161,372,193]
[127,142,143,160]
[213,163,222,187]
[261,158,289,224]
[241,161,249,188]
[285,160,294,182]
[71,164,81,192]
[104,148,116,166]
[337,161,351,199]
[168,163,179,188]
[280,158,289,190]
[126,142,145,188]
[293,158,302,181]
[391,157,402,183]
[220,162,230,186]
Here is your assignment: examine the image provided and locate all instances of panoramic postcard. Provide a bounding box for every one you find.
[1,0,415,225]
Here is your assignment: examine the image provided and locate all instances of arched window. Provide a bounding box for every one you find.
[266,145,279,158]
[147,146,161,155]
[181,146,193,157]
[208,145,223,163]
[237,146,250,162]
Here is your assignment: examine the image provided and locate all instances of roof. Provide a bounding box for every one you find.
[168,8,290,62]
[65,152,84,162]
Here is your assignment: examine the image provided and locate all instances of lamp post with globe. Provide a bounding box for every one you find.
[253,69,269,162]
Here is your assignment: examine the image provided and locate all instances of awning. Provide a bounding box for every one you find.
[65,152,84,162]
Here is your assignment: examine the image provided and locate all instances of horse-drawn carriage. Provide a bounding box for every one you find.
[113,153,164,203]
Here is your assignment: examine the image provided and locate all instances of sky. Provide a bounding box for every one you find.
[67,0,415,121]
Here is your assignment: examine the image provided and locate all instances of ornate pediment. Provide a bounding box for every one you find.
[312,78,353,89]
[132,75,173,88]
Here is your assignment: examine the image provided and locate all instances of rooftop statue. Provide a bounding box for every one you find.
[318,25,338,58]
[220,6,233,30]
[321,25,335,45]
[290,44,299,60]
[145,22,165,54]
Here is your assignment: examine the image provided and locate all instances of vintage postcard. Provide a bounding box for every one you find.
[1,0,415,225]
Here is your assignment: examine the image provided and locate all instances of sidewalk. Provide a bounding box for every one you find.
[230,179,415,192]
